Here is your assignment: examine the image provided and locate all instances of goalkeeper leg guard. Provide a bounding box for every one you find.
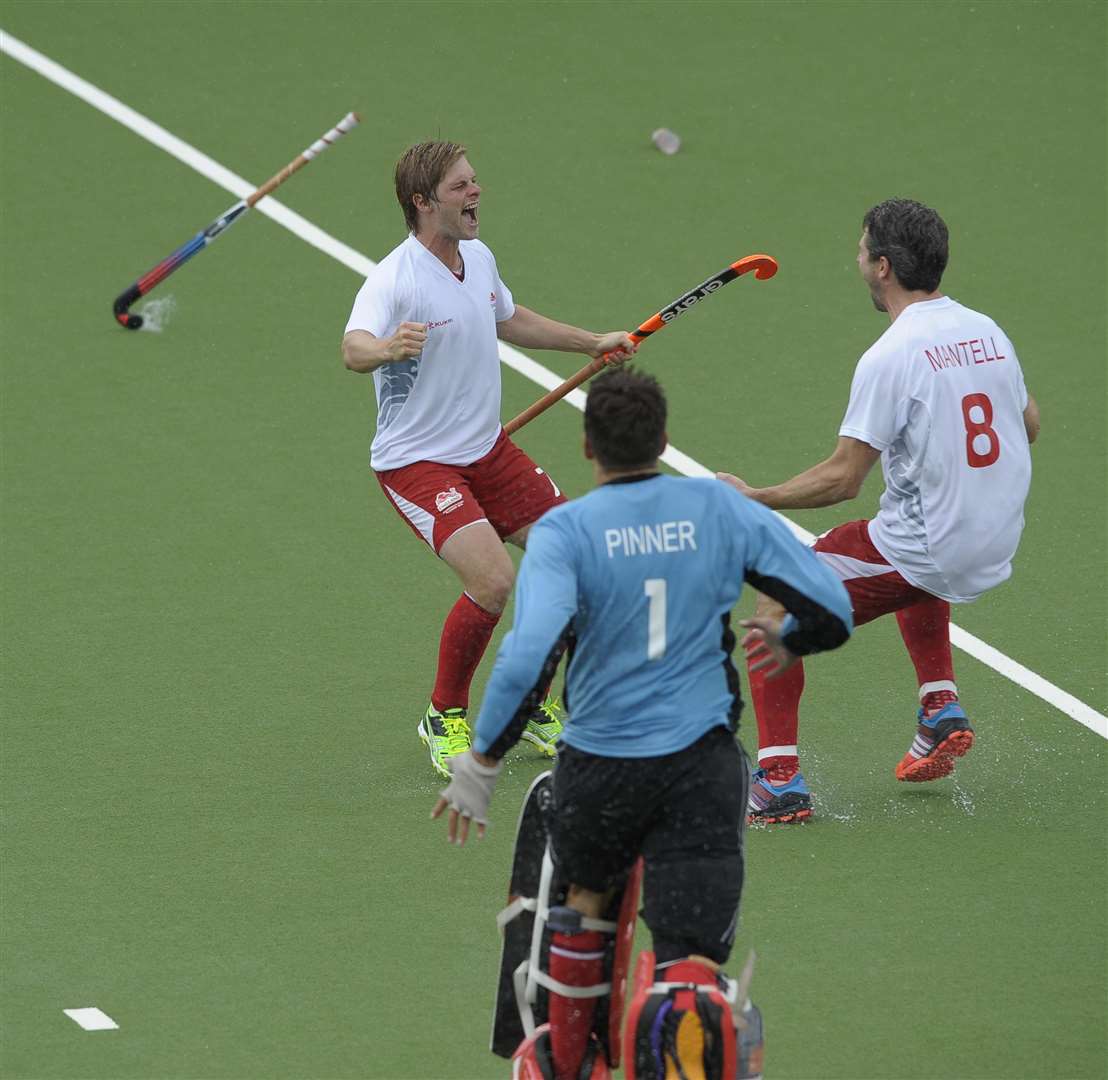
[623,951,764,1080]
[492,771,643,1070]
[548,923,606,1079]
[511,1023,611,1079]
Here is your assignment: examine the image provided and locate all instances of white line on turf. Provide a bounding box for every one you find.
[63,1007,119,1031]
[2,28,1104,742]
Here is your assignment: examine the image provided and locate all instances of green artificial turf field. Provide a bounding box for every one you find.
[1,2,1105,1078]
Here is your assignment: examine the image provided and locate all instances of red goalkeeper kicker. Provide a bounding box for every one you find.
[112,111,359,329]
[503,254,778,435]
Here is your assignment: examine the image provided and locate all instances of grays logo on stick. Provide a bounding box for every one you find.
[503,253,779,436]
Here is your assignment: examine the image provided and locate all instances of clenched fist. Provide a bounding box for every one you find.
[386,321,428,362]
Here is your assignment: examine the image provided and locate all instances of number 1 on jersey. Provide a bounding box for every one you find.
[644,578,667,660]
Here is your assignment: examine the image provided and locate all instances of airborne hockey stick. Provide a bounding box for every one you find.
[111,111,359,329]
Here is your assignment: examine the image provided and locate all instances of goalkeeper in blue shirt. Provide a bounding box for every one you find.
[432,367,852,1079]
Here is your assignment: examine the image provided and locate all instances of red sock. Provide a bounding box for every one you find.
[895,599,957,716]
[430,593,499,712]
[549,930,605,1080]
[747,653,804,780]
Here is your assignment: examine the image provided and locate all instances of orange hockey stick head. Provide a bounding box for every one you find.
[731,254,779,280]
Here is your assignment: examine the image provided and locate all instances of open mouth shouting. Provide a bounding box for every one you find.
[461,201,479,229]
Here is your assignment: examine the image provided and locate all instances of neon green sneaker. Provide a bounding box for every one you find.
[417,704,471,778]
[522,697,564,757]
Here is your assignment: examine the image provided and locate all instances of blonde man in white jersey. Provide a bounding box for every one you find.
[341,142,636,778]
[720,198,1040,823]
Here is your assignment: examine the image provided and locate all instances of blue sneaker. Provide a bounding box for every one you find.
[747,767,812,824]
[895,701,974,782]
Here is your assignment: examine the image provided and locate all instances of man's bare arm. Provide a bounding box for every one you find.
[718,436,881,510]
[496,305,635,360]
[1023,394,1040,445]
[341,323,427,374]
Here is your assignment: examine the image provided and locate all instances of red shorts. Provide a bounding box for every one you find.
[375,430,566,554]
[813,520,944,626]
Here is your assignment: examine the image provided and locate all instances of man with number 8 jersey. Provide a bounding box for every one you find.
[720,198,1040,821]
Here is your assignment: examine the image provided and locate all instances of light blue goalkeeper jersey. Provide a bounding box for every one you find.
[473,474,853,759]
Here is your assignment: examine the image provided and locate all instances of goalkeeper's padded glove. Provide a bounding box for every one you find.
[440,751,503,827]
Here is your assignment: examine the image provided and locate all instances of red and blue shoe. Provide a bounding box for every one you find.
[747,768,812,824]
[895,701,975,782]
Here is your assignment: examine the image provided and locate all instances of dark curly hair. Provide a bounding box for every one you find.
[862,198,949,292]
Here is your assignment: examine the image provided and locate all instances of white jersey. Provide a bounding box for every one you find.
[345,235,515,470]
[840,296,1031,603]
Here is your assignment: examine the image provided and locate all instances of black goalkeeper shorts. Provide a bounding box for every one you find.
[548,724,749,966]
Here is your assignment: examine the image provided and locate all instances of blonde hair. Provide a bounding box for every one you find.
[394,141,467,232]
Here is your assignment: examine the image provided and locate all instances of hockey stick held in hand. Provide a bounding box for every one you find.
[503,254,778,435]
[111,111,360,329]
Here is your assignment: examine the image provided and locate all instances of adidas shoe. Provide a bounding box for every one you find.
[521,696,564,757]
[747,767,812,824]
[895,701,975,782]
[417,704,471,779]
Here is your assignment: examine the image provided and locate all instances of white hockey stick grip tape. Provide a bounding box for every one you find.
[302,111,360,160]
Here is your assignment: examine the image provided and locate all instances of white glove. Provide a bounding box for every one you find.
[433,751,503,845]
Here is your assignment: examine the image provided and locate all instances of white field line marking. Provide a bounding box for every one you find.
[63,1007,119,1031]
[3,29,1105,742]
